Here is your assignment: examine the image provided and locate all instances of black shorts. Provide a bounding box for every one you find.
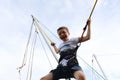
[50,64,83,80]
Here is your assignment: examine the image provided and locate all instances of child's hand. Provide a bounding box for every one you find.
[51,42,55,46]
[87,18,91,26]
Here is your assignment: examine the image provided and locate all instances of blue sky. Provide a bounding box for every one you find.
[0,0,120,80]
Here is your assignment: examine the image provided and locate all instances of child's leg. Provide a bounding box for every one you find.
[73,70,86,80]
[40,72,53,80]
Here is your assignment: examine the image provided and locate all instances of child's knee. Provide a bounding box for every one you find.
[40,73,53,80]
[74,71,86,80]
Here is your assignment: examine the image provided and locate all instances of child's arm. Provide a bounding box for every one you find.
[79,18,91,42]
[51,42,59,53]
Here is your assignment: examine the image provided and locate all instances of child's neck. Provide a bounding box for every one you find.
[63,38,69,42]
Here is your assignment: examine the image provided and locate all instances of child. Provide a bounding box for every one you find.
[40,19,91,80]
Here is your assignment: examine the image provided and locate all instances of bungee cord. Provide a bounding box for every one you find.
[89,0,98,19]
[32,15,53,43]
[32,15,59,63]
[79,0,98,47]
[17,20,34,80]
[17,16,58,80]
[17,21,34,70]
[77,55,106,80]
[26,29,37,80]
[37,32,53,69]
[37,20,60,41]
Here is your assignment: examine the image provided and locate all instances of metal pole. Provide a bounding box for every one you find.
[93,54,108,80]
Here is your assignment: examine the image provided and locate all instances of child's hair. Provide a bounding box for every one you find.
[57,26,69,32]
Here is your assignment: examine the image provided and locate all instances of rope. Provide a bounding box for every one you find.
[32,15,58,63]
[18,21,34,70]
[89,0,98,19]
[17,20,34,80]
[32,15,53,43]
[77,55,106,80]
[37,32,53,69]
[79,0,98,46]
[26,29,37,80]
[37,20,60,41]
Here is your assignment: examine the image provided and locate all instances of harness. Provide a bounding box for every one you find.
[52,46,80,80]
[58,45,79,67]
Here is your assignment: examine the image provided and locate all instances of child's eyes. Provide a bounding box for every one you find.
[60,32,66,35]
[58,30,67,36]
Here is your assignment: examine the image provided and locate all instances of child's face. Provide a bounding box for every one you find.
[57,28,70,41]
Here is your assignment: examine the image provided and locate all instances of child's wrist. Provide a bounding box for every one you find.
[51,42,55,46]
